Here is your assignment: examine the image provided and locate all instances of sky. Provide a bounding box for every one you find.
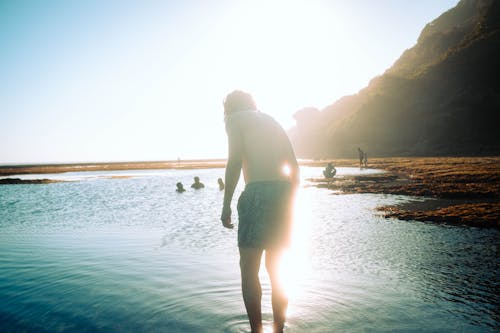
[0,0,458,164]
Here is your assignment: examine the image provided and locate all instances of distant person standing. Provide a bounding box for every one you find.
[191,176,205,189]
[217,178,225,191]
[220,90,299,333]
[357,147,364,168]
[363,151,368,168]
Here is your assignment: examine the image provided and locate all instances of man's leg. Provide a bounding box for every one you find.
[239,247,264,333]
[265,249,288,332]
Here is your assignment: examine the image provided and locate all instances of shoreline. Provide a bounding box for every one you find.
[0,158,377,177]
[308,157,500,228]
[2,157,498,228]
[0,159,228,176]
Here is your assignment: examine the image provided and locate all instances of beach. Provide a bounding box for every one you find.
[2,157,499,228]
[305,157,500,228]
[0,159,227,176]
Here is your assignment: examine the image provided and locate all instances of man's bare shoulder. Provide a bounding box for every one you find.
[225,110,259,131]
[228,110,280,127]
[226,110,246,123]
[226,110,255,121]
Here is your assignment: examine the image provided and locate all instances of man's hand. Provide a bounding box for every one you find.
[220,206,234,229]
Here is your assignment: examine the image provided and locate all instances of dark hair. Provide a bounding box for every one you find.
[223,90,257,116]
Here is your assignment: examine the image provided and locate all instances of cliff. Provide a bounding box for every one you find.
[289,0,500,158]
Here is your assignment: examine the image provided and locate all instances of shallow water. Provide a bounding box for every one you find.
[0,167,498,332]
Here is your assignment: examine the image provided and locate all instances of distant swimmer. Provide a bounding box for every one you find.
[218,178,225,191]
[191,176,205,189]
[176,182,186,193]
[323,162,336,179]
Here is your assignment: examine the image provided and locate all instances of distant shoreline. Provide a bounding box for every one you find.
[2,157,498,228]
[0,159,228,176]
[0,158,360,176]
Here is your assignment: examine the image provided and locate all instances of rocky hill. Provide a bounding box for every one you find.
[289,0,500,158]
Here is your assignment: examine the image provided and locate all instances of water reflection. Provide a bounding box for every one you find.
[0,167,498,332]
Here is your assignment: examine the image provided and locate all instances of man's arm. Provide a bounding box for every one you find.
[221,118,243,229]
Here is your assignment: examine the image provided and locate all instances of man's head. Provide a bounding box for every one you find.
[223,90,257,117]
[194,176,200,182]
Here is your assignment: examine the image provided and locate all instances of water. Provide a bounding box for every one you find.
[0,167,498,332]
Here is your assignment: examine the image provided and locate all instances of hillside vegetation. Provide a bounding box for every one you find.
[289,0,500,158]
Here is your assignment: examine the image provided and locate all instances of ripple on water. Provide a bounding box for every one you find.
[222,315,255,333]
[0,167,499,332]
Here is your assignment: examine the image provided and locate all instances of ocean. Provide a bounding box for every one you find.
[0,167,498,332]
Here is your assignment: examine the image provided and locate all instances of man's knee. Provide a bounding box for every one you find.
[240,257,252,274]
[239,248,262,277]
[265,256,274,274]
[265,250,283,273]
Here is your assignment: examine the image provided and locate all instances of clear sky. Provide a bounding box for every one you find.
[0,0,458,164]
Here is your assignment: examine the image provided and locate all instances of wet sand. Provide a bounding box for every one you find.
[0,159,227,177]
[307,157,500,228]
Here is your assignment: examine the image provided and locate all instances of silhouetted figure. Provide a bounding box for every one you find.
[218,178,225,191]
[176,182,186,193]
[363,152,368,168]
[221,90,299,333]
[357,147,364,168]
[323,162,336,179]
[191,176,205,189]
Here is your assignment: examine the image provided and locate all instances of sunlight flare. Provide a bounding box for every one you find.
[279,188,311,301]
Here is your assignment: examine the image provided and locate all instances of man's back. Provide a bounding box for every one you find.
[221,91,300,332]
[225,110,297,184]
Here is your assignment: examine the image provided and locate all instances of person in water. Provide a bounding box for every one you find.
[191,176,205,189]
[323,162,336,179]
[220,90,299,333]
[176,182,186,193]
[218,177,225,191]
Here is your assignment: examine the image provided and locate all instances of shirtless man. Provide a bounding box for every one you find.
[220,90,299,333]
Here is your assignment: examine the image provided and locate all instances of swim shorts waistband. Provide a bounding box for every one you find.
[244,180,292,190]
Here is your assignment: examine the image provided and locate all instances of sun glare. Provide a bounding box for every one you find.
[282,164,291,176]
[279,188,311,303]
[199,0,345,128]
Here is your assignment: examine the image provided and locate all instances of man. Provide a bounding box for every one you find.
[217,177,225,191]
[175,182,186,193]
[220,90,299,333]
[191,176,205,189]
[323,162,336,179]
[357,147,364,168]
